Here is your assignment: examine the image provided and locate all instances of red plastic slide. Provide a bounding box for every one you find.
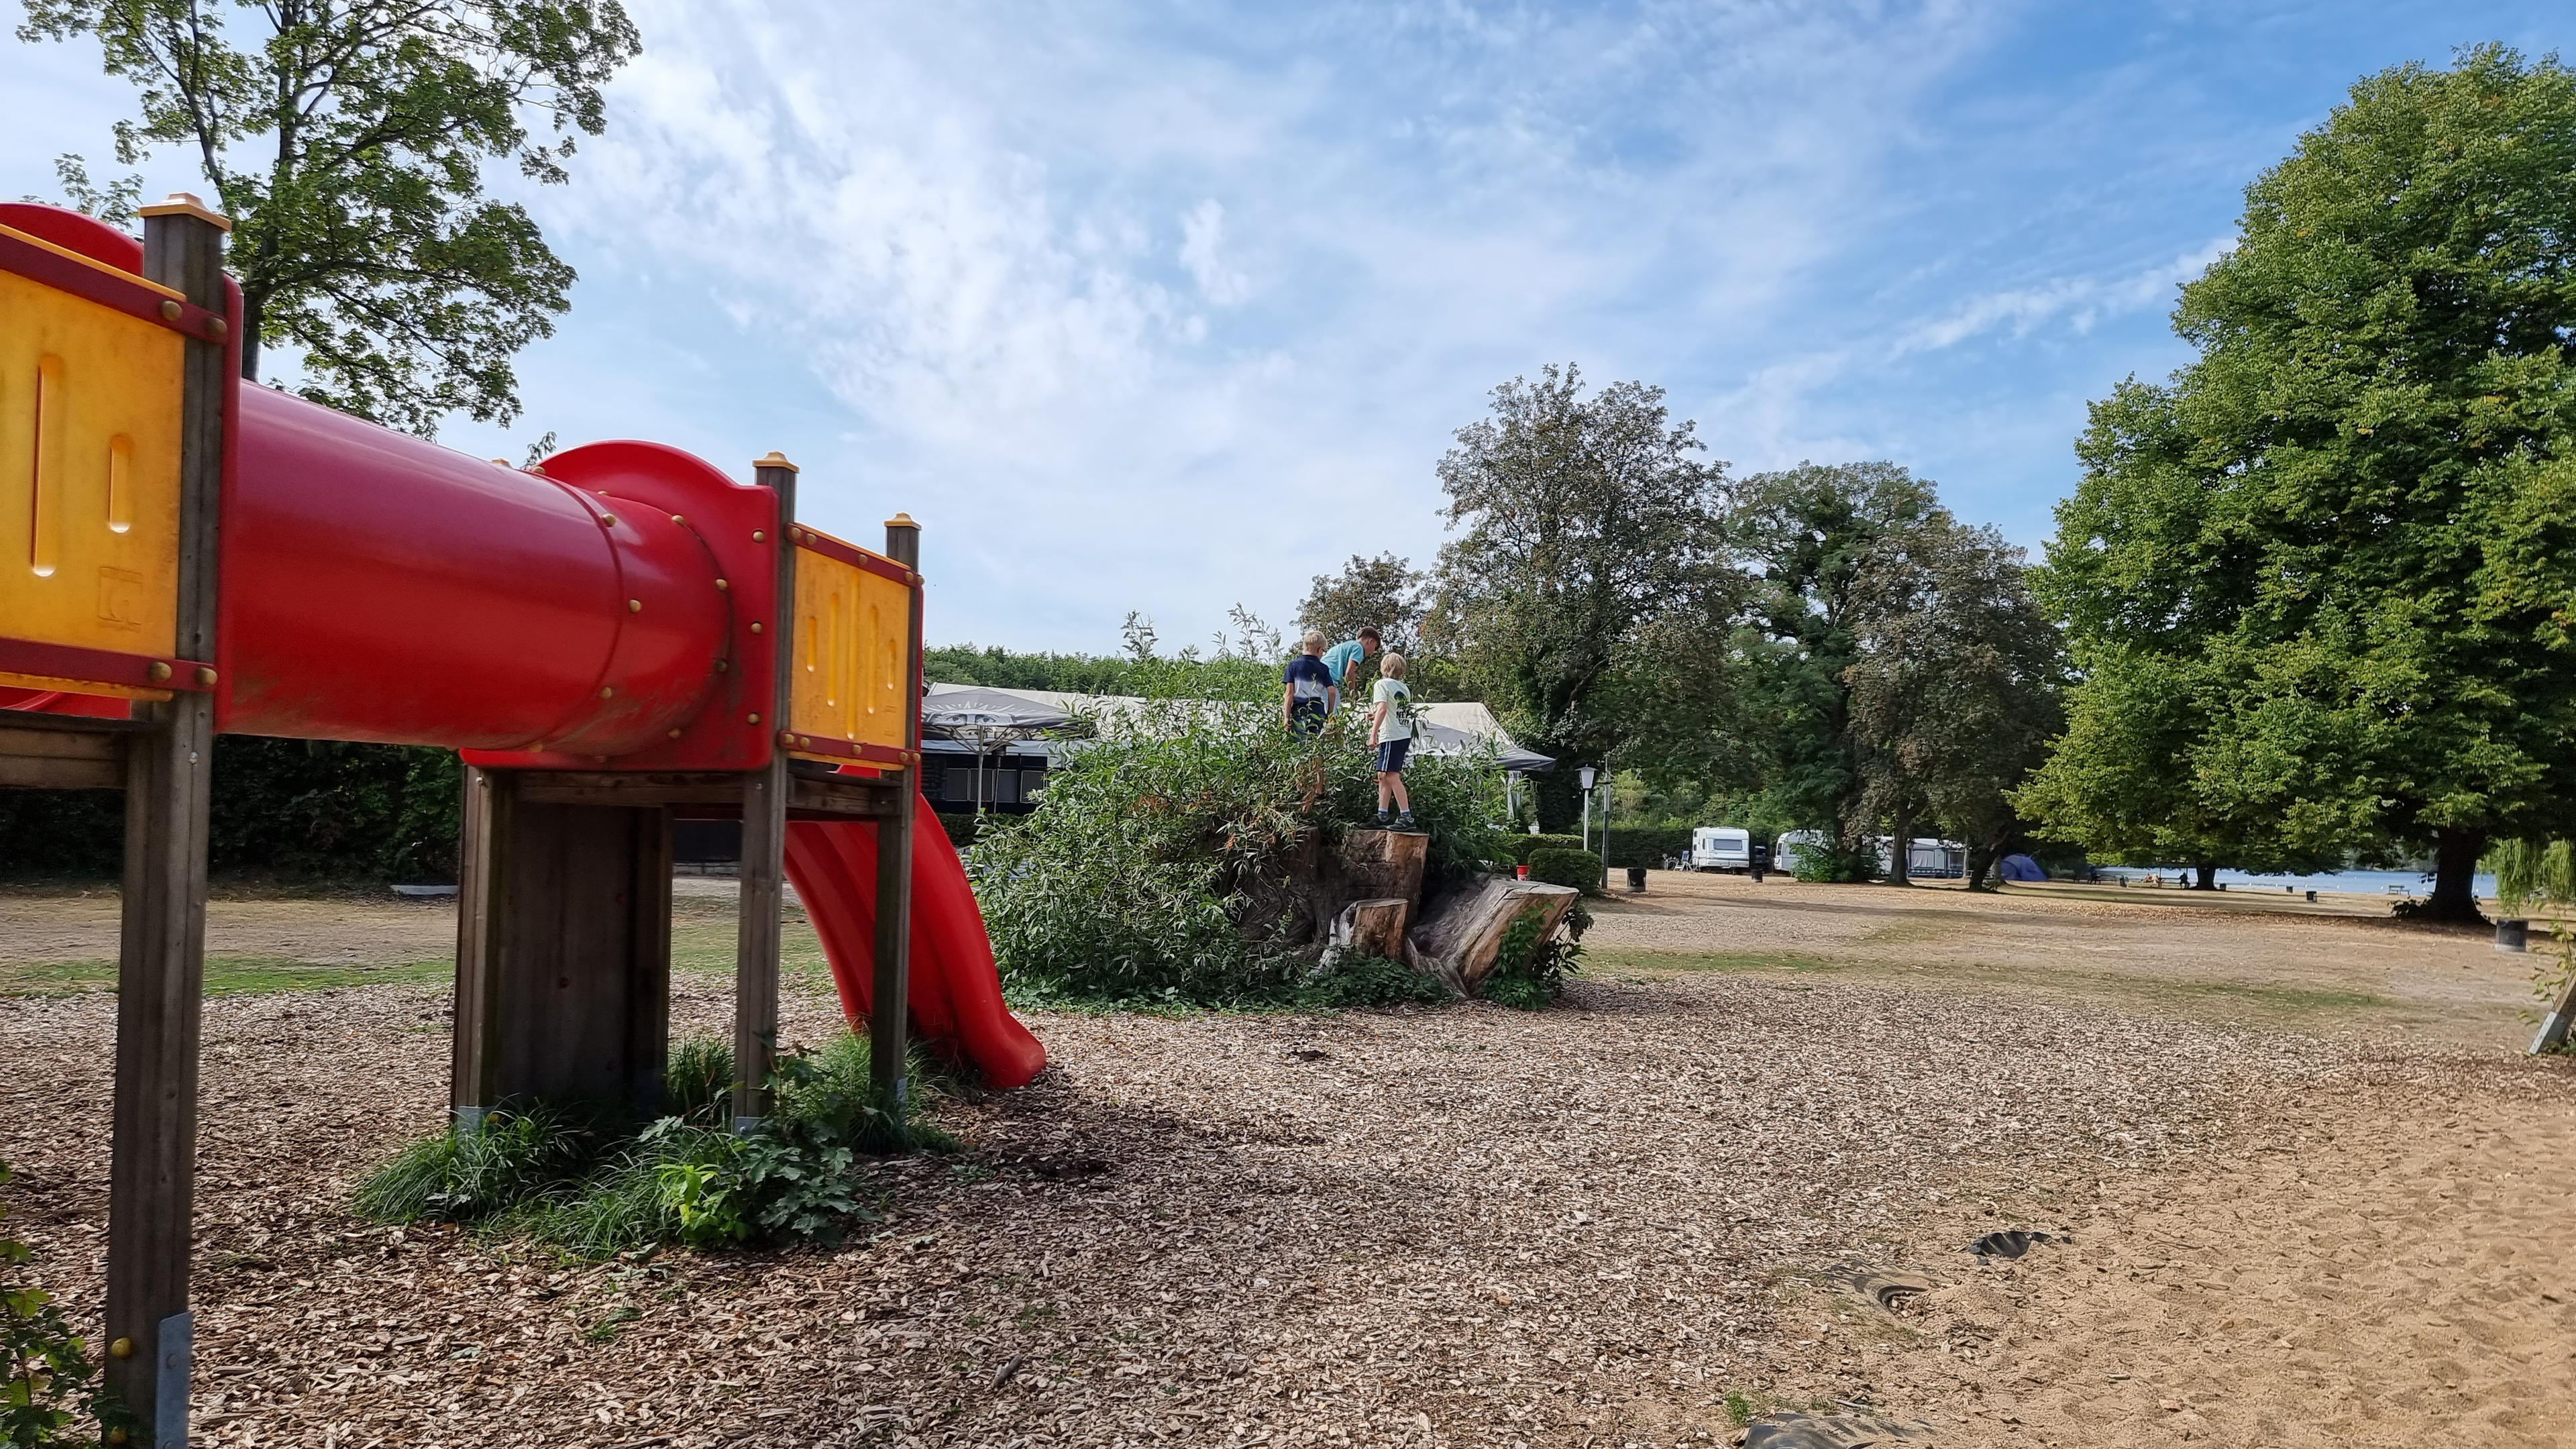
[783,796,1046,1089]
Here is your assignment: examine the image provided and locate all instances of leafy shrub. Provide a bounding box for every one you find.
[4,1160,120,1448]
[354,1033,945,1255]
[1789,839,1880,882]
[1509,833,1584,865]
[1483,901,1590,1010]
[972,699,1501,1006]
[1526,847,1605,894]
[1292,954,1452,1008]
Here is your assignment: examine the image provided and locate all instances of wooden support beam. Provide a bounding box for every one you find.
[105,196,229,1448]
[734,455,800,1130]
[0,725,124,790]
[871,514,923,1113]
[511,768,897,816]
[449,767,513,1128]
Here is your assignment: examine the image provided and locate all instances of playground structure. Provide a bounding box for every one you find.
[1,199,1041,1443]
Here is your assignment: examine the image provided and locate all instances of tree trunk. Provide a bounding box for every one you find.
[1965,840,1997,891]
[239,290,266,382]
[2194,861,2216,892]
[1886,808,1912,887]
[2426,826,2488,922]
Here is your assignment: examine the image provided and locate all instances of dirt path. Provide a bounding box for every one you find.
[1584,871,2540,1048]
[0,878,2569,1447]
[1868,1081,2576,1447]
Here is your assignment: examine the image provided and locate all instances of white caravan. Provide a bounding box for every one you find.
[1688,826,1754,872]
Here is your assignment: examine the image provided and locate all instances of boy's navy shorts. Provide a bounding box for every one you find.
[1375,737,1411,773]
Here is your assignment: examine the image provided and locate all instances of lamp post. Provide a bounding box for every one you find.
[1578,765,1597,855]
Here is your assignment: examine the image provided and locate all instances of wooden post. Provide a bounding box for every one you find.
[734,453,799,1129]
[105,194,229,1448]
[449,766,512,1130]
[873,513,923,1112]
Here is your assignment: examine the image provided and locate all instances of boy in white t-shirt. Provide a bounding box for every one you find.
[1368,652,1417,830]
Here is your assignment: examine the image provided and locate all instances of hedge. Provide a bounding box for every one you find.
[1599,826,1697,868]
[1526,847,1604,894]
[1509,833,1585,865]
[0,737,461,881]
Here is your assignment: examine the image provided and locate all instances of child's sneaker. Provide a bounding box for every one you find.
[1375,810,1392,826]
[1397,811,1417,831]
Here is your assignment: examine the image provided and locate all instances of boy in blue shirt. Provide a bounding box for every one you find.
[1281,631,1336,733]
[1319,628,1379,709]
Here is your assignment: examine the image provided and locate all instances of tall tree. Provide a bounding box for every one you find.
[1843,517,2065,887]
[1428,364,1737,827]
[1724,462,1945,859]
[2032,46,2576,920]
[1297,553,1426,656]
[22,0,641,434]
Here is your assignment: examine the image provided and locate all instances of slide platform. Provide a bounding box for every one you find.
[783,793,1047,1089]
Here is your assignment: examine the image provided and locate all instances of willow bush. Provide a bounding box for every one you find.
[970,701,1503,1005]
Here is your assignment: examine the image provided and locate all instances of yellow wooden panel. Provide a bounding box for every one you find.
[788,540,911,755]
[0,266,184,663]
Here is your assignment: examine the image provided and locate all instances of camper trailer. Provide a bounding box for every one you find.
[1688,826,1754,872]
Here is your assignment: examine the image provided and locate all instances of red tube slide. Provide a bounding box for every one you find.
[784,800,1047,1089]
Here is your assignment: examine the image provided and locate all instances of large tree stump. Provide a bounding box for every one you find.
[1405,878,1579,994]
[1330,898,1411,960]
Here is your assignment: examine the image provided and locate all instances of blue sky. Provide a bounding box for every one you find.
[6,2,2567,651]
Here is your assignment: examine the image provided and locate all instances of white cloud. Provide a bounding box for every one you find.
[1179,199,1250,308]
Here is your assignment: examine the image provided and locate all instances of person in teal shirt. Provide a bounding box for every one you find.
[1320,629,1379,712]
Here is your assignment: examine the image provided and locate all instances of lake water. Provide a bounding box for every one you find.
[2094,865,2499,900]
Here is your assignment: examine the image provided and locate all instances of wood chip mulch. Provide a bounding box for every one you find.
[0,969,2524,1448]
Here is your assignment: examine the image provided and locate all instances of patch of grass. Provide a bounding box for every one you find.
[663,1036,734,1127]
[1580,947,1854,977]
[1578,946,2396,1016]
[584,1306,641,1344]
[0,954,451,997]
[353,1104,599,1222]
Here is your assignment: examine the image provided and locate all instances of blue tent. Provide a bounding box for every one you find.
[1996,853,2046,881]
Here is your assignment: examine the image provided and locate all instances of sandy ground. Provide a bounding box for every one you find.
[0,873,2570,1448]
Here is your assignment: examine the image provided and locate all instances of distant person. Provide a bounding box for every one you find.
[1368,651,1417,829]
[1320,628,1380,709]
[1282,630,1336,733]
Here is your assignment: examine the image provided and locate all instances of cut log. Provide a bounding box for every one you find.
[1330,898,1411,961]
[1404,877,1578,994]
[1336,829,1427,911]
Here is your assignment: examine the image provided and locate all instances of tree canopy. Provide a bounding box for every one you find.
[1297,553,1428,657]
[2025,45,2576,917]
[1426,364,1737,826]
[1721,462,1945,851]
[22,0,641,433]
[1843,515,2064,886]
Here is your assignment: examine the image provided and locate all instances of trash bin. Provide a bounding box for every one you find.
[2498,918,2530,953]
[1625,865,1647,894]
